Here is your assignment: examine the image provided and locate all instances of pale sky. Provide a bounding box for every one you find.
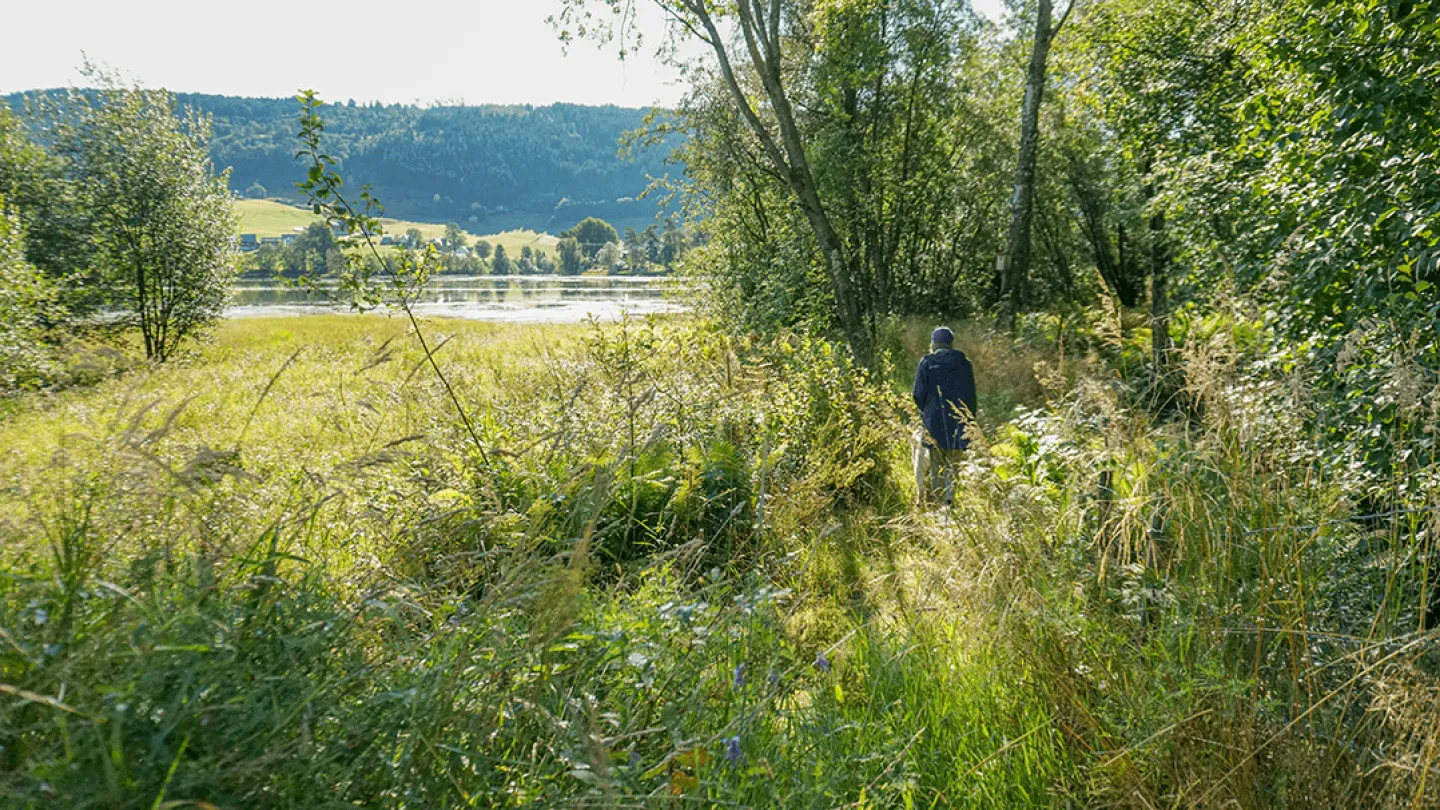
[2,0,1005,108]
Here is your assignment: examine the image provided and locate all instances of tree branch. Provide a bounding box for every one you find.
[685,1,792,175]
[1052,0,1076,38]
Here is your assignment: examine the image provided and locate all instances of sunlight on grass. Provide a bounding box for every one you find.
[2,312,1436,807]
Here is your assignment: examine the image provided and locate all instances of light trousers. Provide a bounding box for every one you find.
[913,433,963,505]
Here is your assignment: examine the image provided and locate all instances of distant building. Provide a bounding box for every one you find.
[380,235,396,246]
[239,234,259,252]
[280,234,298,245]
[261,236,282,246]
[453,246,471,257]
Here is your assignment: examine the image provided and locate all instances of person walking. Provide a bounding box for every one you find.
[913,327,977,505]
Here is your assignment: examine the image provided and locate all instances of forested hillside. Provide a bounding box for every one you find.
[3,91,677,233]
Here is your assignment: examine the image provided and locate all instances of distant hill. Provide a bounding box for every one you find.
[4,91,681,234]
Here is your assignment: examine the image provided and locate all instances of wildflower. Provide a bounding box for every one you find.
[732,663,746,690]
[724,735,743,766]
[814,652,830,673]
[628,750,641,768]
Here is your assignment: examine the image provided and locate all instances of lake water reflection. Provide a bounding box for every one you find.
[228,275,682,323]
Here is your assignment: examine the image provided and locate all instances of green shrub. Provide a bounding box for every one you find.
[0,201,61,394]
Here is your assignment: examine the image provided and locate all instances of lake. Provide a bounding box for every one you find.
[227,275,683,323]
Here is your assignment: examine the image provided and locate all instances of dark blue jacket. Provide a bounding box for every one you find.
[913,348,977,451]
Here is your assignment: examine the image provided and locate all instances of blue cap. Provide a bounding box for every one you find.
[931,327,954,346]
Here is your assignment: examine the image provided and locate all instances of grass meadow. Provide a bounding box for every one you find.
[0,313,1436,808]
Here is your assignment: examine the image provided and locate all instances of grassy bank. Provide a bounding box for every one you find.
[1,314,1436,808]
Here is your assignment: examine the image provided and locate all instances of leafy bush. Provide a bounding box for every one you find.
[0,201,60,393]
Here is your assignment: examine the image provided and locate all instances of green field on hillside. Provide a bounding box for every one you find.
[235,199,557,257]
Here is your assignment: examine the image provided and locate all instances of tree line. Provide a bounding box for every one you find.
[241,216,693,278]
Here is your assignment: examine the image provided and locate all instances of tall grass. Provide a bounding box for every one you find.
[2,311,1434,807]
[0,315,1065,808]
[939,318,1440,808]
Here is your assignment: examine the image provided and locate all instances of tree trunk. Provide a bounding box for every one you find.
[1001,0,1060,327]
[693,0,874,365]
[1038,205,1073,296]
[1070,165,1144,308]
[1147,190,1171,374]
[757,55,872,363]
[135,248,155,361]
[1117,224,1137,307]
[806,200,871,365]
